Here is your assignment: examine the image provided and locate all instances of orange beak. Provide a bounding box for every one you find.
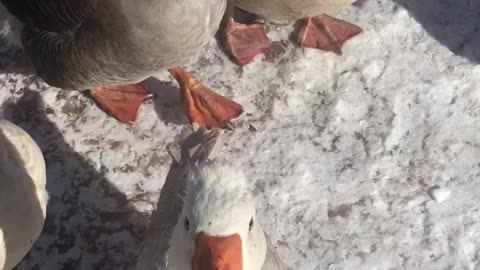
[193,232,243,270]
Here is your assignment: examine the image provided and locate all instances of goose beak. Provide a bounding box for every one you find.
[193,232,243,270]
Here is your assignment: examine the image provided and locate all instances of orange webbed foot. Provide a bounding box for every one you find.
[224,18,271,66]
[168,67,243,129]
[90,84,153,124]
[298,14,362,55]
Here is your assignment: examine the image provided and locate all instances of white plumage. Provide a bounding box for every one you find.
[137,128,285,270]
[0,120,48,270]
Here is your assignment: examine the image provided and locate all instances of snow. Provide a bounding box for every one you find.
[0,0,479,269]
[430,187,452,204]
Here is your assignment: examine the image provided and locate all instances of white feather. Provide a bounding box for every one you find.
[185,160,255,236]
[0,120,47,270]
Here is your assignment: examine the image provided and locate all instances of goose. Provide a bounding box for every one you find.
[0,0,243,129]
[0,120,48,270]
[137,128,285,270]
[222,0,363,65]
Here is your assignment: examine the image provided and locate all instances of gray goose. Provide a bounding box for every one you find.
[221,0,363,66]
[1,0,243,128]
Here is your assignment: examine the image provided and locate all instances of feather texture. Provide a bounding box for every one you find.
[0,0,95,32]
[236,0,357,24]
[0,0,227,90]
[0,120,47,270]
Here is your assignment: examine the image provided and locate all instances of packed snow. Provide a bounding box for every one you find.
[0,0,479,269]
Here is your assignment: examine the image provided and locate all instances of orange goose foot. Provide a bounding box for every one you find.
[90,84,153,124]
[168,67,243,129]
[298,14,362,55]
[224,18,271,66]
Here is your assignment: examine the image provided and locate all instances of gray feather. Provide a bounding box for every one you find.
[2,0,227,90]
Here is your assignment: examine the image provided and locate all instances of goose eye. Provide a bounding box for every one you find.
[184,217,190,231]
[249,217,254,231]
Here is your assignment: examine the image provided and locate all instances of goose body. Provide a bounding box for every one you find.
[138,129,285,270]
[236,0,356,24]
[2,0,226,89]
[0,120,48,270]
[0,0,243,128]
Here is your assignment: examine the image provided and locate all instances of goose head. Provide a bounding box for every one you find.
[175,160,266,270]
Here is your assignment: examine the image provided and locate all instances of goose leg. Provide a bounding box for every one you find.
[22,26,153,124]
[222,1,271,66]
[89,84,153,124]
[168,67,243,129]
[297,14,362,55]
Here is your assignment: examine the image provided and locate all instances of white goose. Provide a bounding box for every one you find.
[0,120,48,270]
[137,128,285,270]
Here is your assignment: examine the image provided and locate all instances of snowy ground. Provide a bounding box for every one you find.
[1,0,480,269]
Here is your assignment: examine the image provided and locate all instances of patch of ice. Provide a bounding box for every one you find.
[430,187,452,203]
